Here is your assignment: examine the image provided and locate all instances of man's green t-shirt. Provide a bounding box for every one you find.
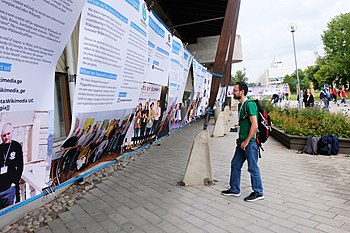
[238,100,258,142]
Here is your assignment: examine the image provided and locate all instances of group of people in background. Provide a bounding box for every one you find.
[271,84,347,112]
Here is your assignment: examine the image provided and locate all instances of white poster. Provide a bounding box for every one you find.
[75,0,149,113]
[0,0,85,112]
[193,59,205,99]
[176,49,193,104]
[145,11,172,86]
[168,36,184,104]
[0,0,85,210]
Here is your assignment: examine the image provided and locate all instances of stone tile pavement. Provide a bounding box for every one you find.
[35,111,350,233]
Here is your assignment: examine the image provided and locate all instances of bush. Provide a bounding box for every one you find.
[263,103,350,138]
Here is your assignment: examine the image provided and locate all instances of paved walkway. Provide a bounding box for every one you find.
[36,112,350,233]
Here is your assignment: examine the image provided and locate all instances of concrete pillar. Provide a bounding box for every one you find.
[214,107,222,122]
[212,112,226,137]
[224,106,230,123]
[182,130,213,186]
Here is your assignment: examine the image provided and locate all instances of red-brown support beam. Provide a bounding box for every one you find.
[224,1,240,86]
[208,0,241,108]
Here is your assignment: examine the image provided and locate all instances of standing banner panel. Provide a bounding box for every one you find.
[145,11,172,86]
[0,1,85,210]
[51,0,149,186]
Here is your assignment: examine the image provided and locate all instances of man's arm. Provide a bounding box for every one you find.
[241,115,258,151]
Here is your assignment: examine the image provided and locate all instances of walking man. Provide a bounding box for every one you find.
[221,82,264,202]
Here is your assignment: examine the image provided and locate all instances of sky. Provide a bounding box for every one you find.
[233,0,350,83]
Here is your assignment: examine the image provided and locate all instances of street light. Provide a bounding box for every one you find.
[289,23,302,108]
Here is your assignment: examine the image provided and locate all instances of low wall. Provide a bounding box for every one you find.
[271,127,350,154]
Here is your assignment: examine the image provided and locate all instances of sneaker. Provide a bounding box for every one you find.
[244,192,264,202]
[221,189,241,197]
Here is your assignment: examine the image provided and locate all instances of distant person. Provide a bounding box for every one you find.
[332,88,338,104]
[303,88,314,107]
[320,84,331,111]
[221,82,264,202]
[340,87,347,105]
[0,123,23,209]
[271,93,279,107]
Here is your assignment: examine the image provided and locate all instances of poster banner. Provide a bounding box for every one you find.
[192,59,205,99]
[51,0,149,186]
[176,49,193,104]
[145,11,172,86]
[74,0,149,114]
[168,36,184,104]
[0,1,85,210]
[169,49,193,129]
[124,82,163,150]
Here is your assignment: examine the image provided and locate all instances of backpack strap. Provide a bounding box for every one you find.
[242,100,251,120]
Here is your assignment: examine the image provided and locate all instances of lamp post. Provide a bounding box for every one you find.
[289,23,302,108]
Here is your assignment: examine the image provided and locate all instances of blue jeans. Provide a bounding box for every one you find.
[0,186,16,209]
[229,141,264,196]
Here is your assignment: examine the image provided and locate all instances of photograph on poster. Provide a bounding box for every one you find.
[0,111,51,210]
[50,109,133,185]
[124,82,164,150]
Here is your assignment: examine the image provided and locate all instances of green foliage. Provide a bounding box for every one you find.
[270,107,350,138]
[317,13,350,87]
[283,69,310,92]
[231,70,248,85]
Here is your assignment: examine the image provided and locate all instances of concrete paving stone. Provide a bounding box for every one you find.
[244,224,275,233]
[268,224,298,233]
[120,222,142,233]
[258,215,296,229]
[90,211,109,223]
[292,225,326,233]
[131,206,162,225]
[310,214,346,228]
[341,223,350,231]
[303,207,337,218]
[245,208,273,220]
[58,211,76,223]
[64,220,84,232]
[93,229,108,233]
[150,207,169,218]
[183,215,207,227]
[316,223,350,233]
[176,222,207,233]
[284,208,314,219]
[83,222,104,233]
[109,212,129,225]
[35,226,53,233]
[156,221,183,233]
[100,220,122,233]
[287,215,319,228]
[139,223,165,233]
[80,203,102,216]
[47,219,70,233]
[70,229,88,233]
[162,215,186,225]
[199,223,228,233]
[262,207,292,219]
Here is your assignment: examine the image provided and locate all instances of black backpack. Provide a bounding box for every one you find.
[244,100,272,157]
[317,134,339,155]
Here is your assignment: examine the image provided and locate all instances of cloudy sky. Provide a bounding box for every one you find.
[233,0,350,83]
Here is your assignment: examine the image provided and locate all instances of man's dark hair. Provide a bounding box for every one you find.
[235,82,248,96]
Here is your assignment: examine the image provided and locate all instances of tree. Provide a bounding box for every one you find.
[283,69,308,93]
[231,70,248,84]
[319,13,350,87]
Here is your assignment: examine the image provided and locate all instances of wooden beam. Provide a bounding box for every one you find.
[224,0,241,86]
[208,0,241,108]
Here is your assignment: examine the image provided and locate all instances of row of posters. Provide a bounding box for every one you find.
[0,0,212,212]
